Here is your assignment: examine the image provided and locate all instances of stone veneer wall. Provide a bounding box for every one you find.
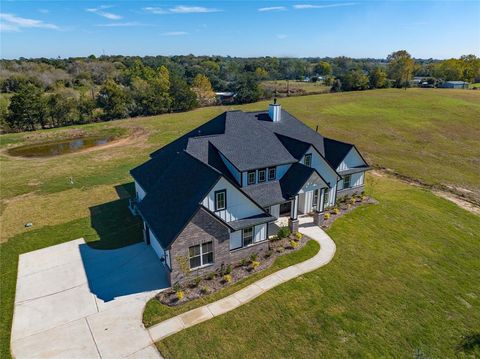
[169,207,269,284]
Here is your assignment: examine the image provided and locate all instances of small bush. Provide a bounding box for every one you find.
[250,253,258,262]
[333,207,340,215]
[251,261,260,270]
[277,226,291,239]
[199,285,209,294]
[276,247,285,253]
[193,276,202,287]
[361,195,367,201]
[264,249,273,258]
[324,213,331,220]
[223,274,232,283]
[239,258,248,267]
[176,290,184,300]
[269,235,280,242]
[295,232,303,240]
[225,264,232,275]
[206,271,216,280]
[290,239,299,248]
[173,282,181,292]
[350,197,356,205]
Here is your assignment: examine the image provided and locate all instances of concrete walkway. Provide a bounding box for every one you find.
[148,216,336,343]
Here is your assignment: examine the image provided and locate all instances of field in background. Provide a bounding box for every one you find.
[1,88,479,358]
[261,79,331,96]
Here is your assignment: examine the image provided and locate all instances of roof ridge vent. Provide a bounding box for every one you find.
[268,98,281,122]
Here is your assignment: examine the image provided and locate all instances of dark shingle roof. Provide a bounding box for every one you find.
[137,151,222,248]
[323,137,354,169]
[275,134,311,160]
[280,163,328,198]
[242,181,285,207]
[228,213,276,231]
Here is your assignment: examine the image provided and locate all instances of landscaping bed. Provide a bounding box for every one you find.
[156,230,308,306]
[319,193,377,229]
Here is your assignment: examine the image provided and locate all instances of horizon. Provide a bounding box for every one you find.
[1,1,479,60]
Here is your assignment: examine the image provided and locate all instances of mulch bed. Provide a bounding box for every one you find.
[157,233,309,306]
[319,195,377,229]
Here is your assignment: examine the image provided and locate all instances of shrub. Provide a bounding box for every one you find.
[264,250,273,258]
[223,274,232,283]
[333,207,340,215]
[350,197,356,205]
[277,226,291,239]
[295,232,303,240]
[251,261,260,270]
[361,195,367,201]
[206,271,216,280]
[269,235,280,242]
[249,253,258,262]
[172,282,181,292]
[324,213,331,220]
[276,247,285,253]
[239,258,248,267]
[176,290,184,300]
[225,264,232,275]
[199,285,209,294]
[290,239,299,248]
[193,276,202,287]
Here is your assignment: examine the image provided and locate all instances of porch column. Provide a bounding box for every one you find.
[289,195,299,232]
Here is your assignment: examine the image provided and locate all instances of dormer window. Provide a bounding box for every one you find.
[214,190,226,211]
[304,153,312,167]
[258,168,266,182]
[268,167,276,181]
[247,170,256,185]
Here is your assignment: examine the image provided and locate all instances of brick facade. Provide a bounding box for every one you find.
[169,208,269,284]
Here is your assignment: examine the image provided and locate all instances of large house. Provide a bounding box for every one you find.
[130,101,369,284]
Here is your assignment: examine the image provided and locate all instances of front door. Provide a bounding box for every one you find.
[279,201,291,216]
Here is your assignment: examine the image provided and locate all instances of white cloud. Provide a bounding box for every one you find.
[96,22,144,27]
[142,7,168,14]
[0,12,58,32]
[169,6,220,14]
[276,34,288,39]
[163,31,188,36]
[258,6,286,12]
[86,7,122,20]
[293,3,356,10]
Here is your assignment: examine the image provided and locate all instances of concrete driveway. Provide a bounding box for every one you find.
[11,238,170,359]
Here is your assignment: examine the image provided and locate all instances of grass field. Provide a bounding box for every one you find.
[261,80,331,96]
[1,88,479,358]
[157,175,480,358]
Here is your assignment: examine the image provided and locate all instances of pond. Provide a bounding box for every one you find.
[7,136,115,157]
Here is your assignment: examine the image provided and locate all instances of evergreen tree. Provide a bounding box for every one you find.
[170,75,198,112]
[234,74,261,104]
[7,83,46,131]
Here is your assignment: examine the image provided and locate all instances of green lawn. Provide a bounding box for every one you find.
[261,80,331,96]
[143,239,320,327]
[157,175,480,358]
[1,89,480,358]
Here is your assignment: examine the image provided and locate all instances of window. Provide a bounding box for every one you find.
[242,227,254,247]
[323,188,329,208]
[268,167,276,181]
[304,153,312,167]
[313,189,319,209]
[189,241,213,269]
[214,190,226,211]
[258,168,266,182]
[343,175,351,189]
[247,170,256,185]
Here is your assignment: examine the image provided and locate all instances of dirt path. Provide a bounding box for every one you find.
[371,170,480,216]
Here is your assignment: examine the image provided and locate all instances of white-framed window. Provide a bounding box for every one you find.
[214,189,226,211]
[268,167,276,181]
[343,175,351,189]
[189,241,213,269]
[304,153,312,167]
[247,170,256,185]
[258,168,266,182]
[242,227,254,247]
[323,188,329,208]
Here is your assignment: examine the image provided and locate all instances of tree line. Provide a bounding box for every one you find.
[1,51,479,132]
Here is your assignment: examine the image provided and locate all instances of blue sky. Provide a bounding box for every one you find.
[1,1,479,59]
